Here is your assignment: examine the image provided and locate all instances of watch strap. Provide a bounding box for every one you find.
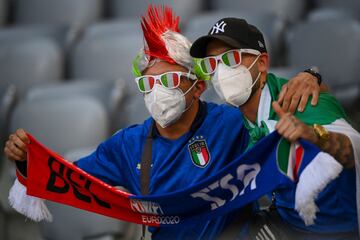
[304,68,322,85]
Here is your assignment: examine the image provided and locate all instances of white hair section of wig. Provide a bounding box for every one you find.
[136,31,194,74]
[162,30,193,70]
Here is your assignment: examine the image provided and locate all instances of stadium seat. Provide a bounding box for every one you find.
[10,96,109,155]
[210,0,306,23]
[81,19,140,39]
[184,10,287,66]
[69,21,150,126]
[0,24,82,51]
[108,0,204,23]
[316,0,360,20]
[69,20,142,94]
[0,37,63,95]
[307,8,354,22]
[0,85,17,156]
[13,0,103,26]
[286,18,360,107]
[24,79,126,132]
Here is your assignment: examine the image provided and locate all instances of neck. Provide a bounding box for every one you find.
[239,75,266,124]
[157,99,199,140]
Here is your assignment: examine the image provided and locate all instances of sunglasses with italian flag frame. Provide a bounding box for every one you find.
[198,48,261,75]
[135,71,197,93]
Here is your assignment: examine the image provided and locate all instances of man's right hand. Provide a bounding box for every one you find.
[4,128,30,161]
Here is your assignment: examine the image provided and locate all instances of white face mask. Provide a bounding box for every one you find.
[144,80,198,128]
[212,55,261,107]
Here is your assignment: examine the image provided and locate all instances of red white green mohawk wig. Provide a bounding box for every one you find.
[132,5,207,79]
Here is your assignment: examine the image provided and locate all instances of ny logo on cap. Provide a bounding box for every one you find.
[210,21,227,34]
[258,40,265,48]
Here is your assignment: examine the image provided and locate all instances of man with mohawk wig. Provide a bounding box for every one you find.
[5,5,324,240]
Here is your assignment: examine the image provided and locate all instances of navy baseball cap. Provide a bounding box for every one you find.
[190,18,267,58]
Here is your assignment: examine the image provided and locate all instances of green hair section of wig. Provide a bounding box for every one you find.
[193,58,210,81]
[132,53,142,77]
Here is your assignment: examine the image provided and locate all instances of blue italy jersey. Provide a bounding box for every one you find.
[75,102,250,240]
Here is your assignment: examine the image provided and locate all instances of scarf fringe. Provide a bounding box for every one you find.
[295,152,343,225]
[8,178,53,222]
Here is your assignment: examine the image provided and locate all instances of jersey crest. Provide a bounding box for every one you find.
[188,136,211,168]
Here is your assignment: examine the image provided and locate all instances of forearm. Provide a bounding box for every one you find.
[317,132,355,169]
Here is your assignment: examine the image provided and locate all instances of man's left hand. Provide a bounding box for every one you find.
[272,101,318,144]
[277,72,320,114]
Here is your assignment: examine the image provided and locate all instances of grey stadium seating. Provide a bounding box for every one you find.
[69,20,142,94]
[307,8,355,22]
[0,36,63,95]
[287,18,360,108]
[81,19,140,38]
[316,0,360,20]
[108,0,204,24]
[24,79,127,132]
[0,24,82,51]
[10,96,109,155]
[13,0,104,26]
[210,0,306,23]
[69,20,150,125]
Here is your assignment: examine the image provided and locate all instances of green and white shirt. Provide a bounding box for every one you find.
[244,73,360,233]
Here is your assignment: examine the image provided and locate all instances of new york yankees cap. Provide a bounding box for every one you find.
[190,18,267,58]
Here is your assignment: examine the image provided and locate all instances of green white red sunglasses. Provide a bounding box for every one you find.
[135,71,197,93]
[198,48,261,75]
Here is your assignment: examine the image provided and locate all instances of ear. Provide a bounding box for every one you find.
[193,80,206,98]
[258,53,269,72]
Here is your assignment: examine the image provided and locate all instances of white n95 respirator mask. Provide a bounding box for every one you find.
[212,55,261,107]
[144,80,197,128]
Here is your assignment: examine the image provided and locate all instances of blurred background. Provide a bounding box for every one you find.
[0,0,359,239]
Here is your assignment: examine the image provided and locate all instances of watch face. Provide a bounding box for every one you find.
[310,66,320,73]
[314,124,329,140]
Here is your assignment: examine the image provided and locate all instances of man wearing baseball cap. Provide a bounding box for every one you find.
[191,18,360,239]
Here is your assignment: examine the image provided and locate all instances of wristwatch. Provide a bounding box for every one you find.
[313,124,329,148]
[304,66,322,86]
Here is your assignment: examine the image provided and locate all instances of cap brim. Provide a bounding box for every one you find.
[190,35,250,58]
